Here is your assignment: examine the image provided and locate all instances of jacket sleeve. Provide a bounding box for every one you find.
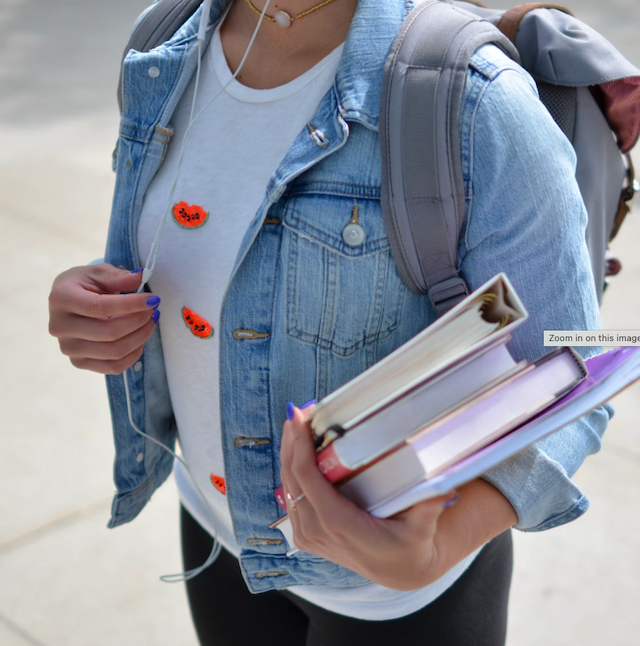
[458,47,613,532]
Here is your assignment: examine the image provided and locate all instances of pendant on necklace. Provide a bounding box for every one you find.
[274,10,292,27]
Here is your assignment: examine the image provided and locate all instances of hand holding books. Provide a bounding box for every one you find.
[273,273,640,547]
[279,402,472,590]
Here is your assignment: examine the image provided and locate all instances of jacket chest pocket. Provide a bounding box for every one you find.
[281,192,405,357]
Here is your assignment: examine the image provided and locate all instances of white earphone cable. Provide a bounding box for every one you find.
[125,0,273,582]
[138,0,272,293]
[123,368,222,582]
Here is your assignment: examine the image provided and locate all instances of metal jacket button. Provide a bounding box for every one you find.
[255,570,289,579]
[247,538,283,546]
[307,123,329,148]
[234,437,271,448]
[343,200,365,246]
[233,329,269,340]
[342,223,365,246]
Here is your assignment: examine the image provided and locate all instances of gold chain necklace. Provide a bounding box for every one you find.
[244,0,338,28]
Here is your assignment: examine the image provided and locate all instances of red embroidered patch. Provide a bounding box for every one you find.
[172,201,209,229]
[182,307,214,339]
[210,474,226,495]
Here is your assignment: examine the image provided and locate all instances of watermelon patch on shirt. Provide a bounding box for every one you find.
[182,307,214,339]
[172,201,209,229]
[210,474,226,495]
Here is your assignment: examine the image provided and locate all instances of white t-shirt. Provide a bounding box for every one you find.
[138,23,479,621]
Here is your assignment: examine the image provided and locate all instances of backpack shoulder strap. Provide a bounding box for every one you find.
[117,0,202,113]
[379,0,519,314]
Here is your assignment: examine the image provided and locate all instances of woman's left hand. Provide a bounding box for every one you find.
[280,404,456,591]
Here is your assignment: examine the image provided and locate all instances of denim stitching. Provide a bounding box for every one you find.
[107,473,156,528]
[291,181,381,199]
[315,245,332,358]
[285,225,403,356]
[286,230,300,339]
[461,68,492,256]
[285,218,388,255]
[521,495,589,533]
[293,180,377,189]
[265,235,280,519]
[365,250,385,367]
[367,247,386,352]
[322,247,338,353]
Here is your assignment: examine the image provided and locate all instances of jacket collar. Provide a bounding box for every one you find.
[334,0,413,129]
[124,0,416,155]
[194,0,414,130]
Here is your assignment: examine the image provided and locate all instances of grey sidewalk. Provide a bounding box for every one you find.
[1,1,639,645]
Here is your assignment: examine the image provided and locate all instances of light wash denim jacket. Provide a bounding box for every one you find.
[105,0,612,592]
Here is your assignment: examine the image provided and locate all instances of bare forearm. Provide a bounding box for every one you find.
[431,479,518,583]
[281,407,519,592]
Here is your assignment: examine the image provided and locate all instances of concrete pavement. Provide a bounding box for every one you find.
[0,1,638,644]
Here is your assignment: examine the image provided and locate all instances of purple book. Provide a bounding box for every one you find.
[552,346,638,408]
[370,347,640,518]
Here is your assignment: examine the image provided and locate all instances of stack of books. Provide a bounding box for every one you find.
[271,274,640,537]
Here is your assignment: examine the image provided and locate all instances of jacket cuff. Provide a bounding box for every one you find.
[482,445,589,532]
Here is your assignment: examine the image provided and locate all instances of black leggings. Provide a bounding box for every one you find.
[181,506,513,646]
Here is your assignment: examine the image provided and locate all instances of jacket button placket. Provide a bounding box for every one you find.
[220,218,284,558]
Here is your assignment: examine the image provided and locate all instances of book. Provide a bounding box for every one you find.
[337,347,586,509]
[271,347,640,546]
[316,338,523,481]
[368,346,640,518]
[308,274,527,440]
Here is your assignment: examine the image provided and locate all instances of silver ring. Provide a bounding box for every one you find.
[286,491,306,512]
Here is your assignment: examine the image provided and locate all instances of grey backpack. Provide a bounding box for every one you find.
[119,0,640,313]
[380,0,640,312]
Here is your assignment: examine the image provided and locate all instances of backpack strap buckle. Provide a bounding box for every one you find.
[611,153,637,241]
[428,277,469,314]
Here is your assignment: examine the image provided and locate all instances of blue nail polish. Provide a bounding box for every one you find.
[443,492,460,509]
[286,402,295,421]
[146,295,161,308]
[130,267,144,274]
[301,399,316,409]
[152,309,161,324]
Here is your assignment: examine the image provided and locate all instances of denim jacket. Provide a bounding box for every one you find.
[105,0,612,592]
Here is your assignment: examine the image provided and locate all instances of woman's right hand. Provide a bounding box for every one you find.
[48,264,161,375]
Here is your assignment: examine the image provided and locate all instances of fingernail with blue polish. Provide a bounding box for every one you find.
[443,492,460,509]
[146,295,161,308]
[152,309,161,324]
[301,399,316,410]
[286,402,295,421]
[130,267,144,274]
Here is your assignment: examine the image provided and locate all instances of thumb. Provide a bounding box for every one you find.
[87,264,147,294]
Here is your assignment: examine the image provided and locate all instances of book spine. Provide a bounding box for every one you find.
[274,484,287,511]
[316,444,355,483]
